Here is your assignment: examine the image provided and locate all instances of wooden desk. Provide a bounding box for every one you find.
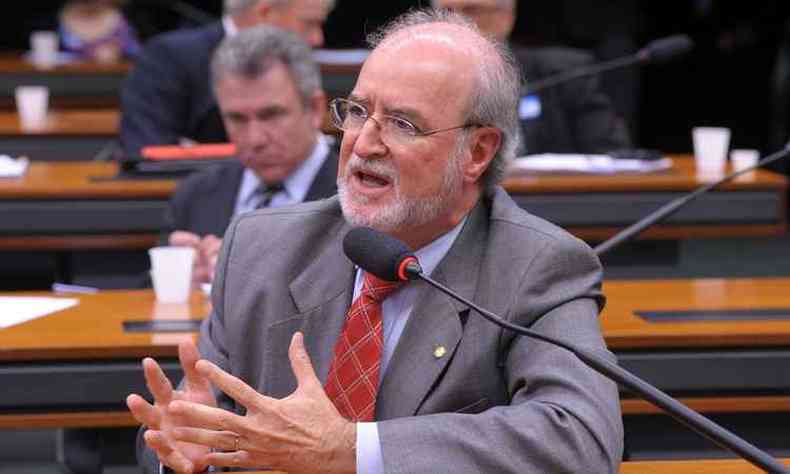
[0,109,119,161]
[0,279,789,462]
[23,278,773,401]
[0,162,174,251]
[619,458,790,474]
[0,54,359,111]
[603,277,790,350]
[0,289,204,424]
[0,279,788,414]
[1,156,784,252]
[0,109,118,136]
[602,277,790,395]
[241,461,790,474]
[504,156,787,240]
[0,55,129,109]
[602,277,790,460]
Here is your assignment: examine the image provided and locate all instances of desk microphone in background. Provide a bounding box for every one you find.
[594,144,790,256]
[343,227,790,474]
[523,34,694,95]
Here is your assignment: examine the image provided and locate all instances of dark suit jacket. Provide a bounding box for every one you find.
[161,149,339,239]
[120,22,227,156]
[516,46,632,154]
[139,188,623,473]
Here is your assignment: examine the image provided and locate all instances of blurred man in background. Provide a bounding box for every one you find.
[120,0,334,156]
[162,25,338,285]
[434,0,631,155]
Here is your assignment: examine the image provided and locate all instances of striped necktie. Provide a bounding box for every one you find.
[254,182,285,209]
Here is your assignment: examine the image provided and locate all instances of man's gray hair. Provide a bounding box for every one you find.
[210,25,321,105]
[368,9,521,189]
[429,0,515,11]
[224,0,336,17]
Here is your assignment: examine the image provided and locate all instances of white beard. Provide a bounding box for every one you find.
[337,148,464,233]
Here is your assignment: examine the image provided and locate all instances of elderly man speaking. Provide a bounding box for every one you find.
[127,9,623,474]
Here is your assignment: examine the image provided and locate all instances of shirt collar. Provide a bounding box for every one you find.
[222,15,239,37]
[353,213,469,289]
[412,215,468,278]
[237,134,330,206]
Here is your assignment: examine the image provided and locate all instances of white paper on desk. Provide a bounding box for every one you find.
[0,297,78,329]
[0,155,29,178]
[510,154,672,174]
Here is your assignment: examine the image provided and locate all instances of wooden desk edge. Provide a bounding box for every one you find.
[0,234,159,251]
[0,411,137,429]
[619,458,790,474]
[4,396,788,428]
[621,396,790,415]
[240,458,790,474]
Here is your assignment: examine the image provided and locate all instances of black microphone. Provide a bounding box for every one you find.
[343,227,420,282]
[594,144,790,256]
[342,227,789,474]
[637,34,694,63]
[523,34,694,95]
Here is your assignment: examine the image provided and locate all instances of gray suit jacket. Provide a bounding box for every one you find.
[139,188,623,473]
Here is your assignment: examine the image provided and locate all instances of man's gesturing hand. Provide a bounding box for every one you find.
[167,332,356,474]
[126,340,217,473]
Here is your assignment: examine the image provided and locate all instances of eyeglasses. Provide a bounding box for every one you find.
[329,98,478,145]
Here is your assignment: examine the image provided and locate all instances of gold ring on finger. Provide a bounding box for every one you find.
[234,435,240,452]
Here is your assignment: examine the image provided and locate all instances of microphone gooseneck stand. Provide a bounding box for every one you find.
[524,34,694,95]
[594,145,790,256]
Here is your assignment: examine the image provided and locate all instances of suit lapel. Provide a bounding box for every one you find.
[262,221,355,397]
[304,149,339,201]
[216,163,245,236]
[376,199,489,419]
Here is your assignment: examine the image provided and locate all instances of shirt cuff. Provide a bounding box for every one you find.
[356,422,384,474]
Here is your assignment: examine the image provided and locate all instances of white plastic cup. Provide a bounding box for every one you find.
[14,86,49,131]
[29,30,58,69]
[148,246,195,303]
[692,127,731,173]
[730,148,760,172]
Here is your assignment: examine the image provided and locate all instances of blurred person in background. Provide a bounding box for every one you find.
[58,0,141,62]
[433,0,631,155]
[162,25,339,286]
[120,0,334,156]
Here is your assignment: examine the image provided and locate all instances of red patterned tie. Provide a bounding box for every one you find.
[324,272,402,421]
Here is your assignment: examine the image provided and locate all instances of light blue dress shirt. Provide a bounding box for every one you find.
[355,216,467,473]
[232,134,330,215]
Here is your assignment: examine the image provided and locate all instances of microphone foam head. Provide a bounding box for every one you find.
[643,34,694,63]
[343,227,416,282]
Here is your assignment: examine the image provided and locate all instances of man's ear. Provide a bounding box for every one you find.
[463,127,502,184]
[308,90,328,130]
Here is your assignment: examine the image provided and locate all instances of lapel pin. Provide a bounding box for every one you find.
[433,345,447,359]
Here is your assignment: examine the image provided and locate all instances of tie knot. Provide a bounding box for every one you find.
[253,182,285,209]
[264,182,285,193]
[361,272,402,303]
